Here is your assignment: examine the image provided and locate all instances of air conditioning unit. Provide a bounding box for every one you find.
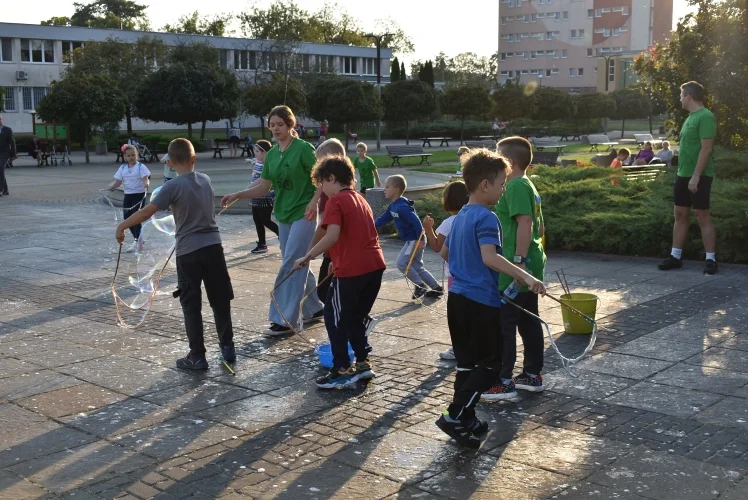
[16,71,28,80]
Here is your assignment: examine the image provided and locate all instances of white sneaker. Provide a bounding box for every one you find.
[126,242,138,253]
[439,347,456,360]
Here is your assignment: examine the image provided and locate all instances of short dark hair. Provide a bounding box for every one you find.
[311,155,355,187]
[618,148,631,158]
[255,140,272,152]
[497,136,533,170]
[681,81,706,103]
[168,138,195,165]
[442,181,469,213]
[461,149,510,193]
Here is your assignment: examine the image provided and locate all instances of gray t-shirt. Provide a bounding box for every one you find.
[151,171,221,256]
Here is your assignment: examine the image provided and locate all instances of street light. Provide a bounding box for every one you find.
[597,53,616,135]
[364,32,392,152]
[538,73,543,87]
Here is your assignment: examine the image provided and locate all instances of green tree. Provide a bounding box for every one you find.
[432,51,497,87]
[134,63,240,140]
[416,60,435,88]
[492,79,530,121]
[36,73,127,163]
[162,11,234,36]
[574,92,617,121]
[43,0,149,30]
[382,80,437,145]
[610,88,651,138]
[440,84,493,144]
[307,75,381,150]
[390,57,401,82]
[244,73,307,139]
[530,87,576,129]
[400,62,407,80]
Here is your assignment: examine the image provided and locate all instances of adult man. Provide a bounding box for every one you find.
[659,81,718,275]
[0,115,17,197]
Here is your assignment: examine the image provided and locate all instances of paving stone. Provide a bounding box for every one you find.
[140,380,258,413]
[612,338,706,362]
[646,323,738,346]
[0,369,81,401]
[686,348,748,373]
[650,364,748,396]
[605,382,724,418]
[60,399,177,438]
[573,353,674,380]
[17,382,128,418]
[695,397,748,429]
[544,368,635,400]
[198,393,325,433]
[0,468,54,499]
[719,475,748,500]
[0,356,40,379]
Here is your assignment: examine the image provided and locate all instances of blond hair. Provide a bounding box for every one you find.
[168,138,196,165]
[387,174,407,193]
[355,142,368,151]
[316,138,345,158]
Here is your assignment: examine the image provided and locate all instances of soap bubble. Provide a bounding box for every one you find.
[524,80,539,96]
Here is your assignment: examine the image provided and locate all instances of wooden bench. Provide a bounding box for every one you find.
[419,133,451,147]
[585,134,619,153]
[633,133,664,150]
[530,151,559,166]
[110,148,125,163]
[464,140,497,151]
[240,145,254,158]
[559,132,582,141]
[386,145,432,167]
[531,138,566,155]
[621,163,667,181]
[212,139,228,159]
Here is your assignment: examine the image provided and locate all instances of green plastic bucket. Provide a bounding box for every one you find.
[560,293,599,335]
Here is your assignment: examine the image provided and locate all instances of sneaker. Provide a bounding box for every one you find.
[316,366,359,389]
[466,417,489,437]
[412,285,427,300]
[704,259,718,275]
[355,359,375,380]
[658,255,683,271]
[439,347,456,360]
[221,345,236,363]
[514,373,544,392]
[125,241,138,253]
[435,411,483,449]
[482,380,519,401]
[303,309,324,324]
[251,243,268,254]
[363,316,379,337]
[425,286,444,298]
[262,323,293,336]
[176,353,208,370]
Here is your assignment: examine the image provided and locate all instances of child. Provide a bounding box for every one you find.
[353,142,381,194]
[107,145,150,252]
[294,156,386,389]
[250,140,279,254]
[654,141,674,165]
[436,149,545,449]
[422,181,470,361]
[483,137,547,400]
[375,175,443,299]
[162,153,177,183]
[116,139,235,370]
[610,148,630,169]
[455,146,470,175]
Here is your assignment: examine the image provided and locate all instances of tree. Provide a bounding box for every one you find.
[382,80,437,145]
[36,73,127,164]
[307,76,381,150]
[135,63,240,140]
[431,51,497,87]
[492,79,531,121]
[416,60,435,88]
[42,0,150,30]
[440,84,493,144]
[244,73,307,139]
[390,57,401,82]
[610,88,651,138]
[400,62,407,80]
[530,87,576,129]
[162,11,234,36]
[574,92,616,121]
[372,17,415,55]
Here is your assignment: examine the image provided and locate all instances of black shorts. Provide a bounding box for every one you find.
[674,175,712,210]
[229,136,240,145]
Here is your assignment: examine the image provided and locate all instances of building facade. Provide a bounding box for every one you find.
[497,0,673,93]
[0,23,392,134]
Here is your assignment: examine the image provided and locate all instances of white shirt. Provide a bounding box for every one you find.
[436,215,457,288]
[114,162,150,194]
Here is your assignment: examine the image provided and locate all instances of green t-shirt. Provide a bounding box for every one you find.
[353,156,377,189]
[261,138,317,224]
[678,107,717,178]
[495,176,546,292]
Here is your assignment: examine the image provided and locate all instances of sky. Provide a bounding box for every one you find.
[4,0,696,67]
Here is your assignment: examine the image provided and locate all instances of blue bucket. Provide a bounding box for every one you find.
[315,343,354,369]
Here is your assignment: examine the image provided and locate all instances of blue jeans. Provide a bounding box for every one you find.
[396,240,439,289]
[269,217,325,327]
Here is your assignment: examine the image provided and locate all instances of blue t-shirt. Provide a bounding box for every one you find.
[446,204,503,307]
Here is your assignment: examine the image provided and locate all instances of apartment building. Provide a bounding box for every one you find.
[0,23,392,133]
[497,0,673,93]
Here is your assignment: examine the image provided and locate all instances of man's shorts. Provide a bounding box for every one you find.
[674,175,712,210]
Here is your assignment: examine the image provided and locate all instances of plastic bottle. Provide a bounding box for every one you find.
[501,280,521,304]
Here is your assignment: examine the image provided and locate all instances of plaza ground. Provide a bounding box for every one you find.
[1,156,747,499]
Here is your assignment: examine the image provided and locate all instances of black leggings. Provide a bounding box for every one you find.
[252,204,279,245]
[123,192,146,239]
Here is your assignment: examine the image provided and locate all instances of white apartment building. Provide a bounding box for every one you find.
[497,0,673,93]
[0,23,392,133]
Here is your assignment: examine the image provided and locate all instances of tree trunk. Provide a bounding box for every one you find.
[621,118,626,139]
[344,123,349,152]
[126,109,133,135]
[405,120,410,146]
[187,123,193,140]
[460,118,465,145]
[260,117,266,139]
[649,114,653,135]
[84,125,90,164]
[200,121,207,140]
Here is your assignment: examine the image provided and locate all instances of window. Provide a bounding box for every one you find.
[219,49,228,68]
[501,53,507,61]
[62,41,83,64]
[562,49,568,58]
[604,29,611,36]
[500,70,509,76]
[578,68,584,76]
[21,39,55,63]
[588,9,594,18]
[613,27,621,36]
[578,29,584,38]
[234,50,248,70]
[343,57,358,74]
[569,68,577,77]
[508,70,515,77]
[608,59,615,82]
[2,87,15,111]
[601,8,611,13]
[545,69,551,77]
[587,48,594,57]
[551,68,559,75]
[22,87,50,111]
[521,70,529,75]
[363,57,376,75]
[530,14,537,22]
[563,11,568,20]
[318,55,335,73]
[1,39,12,62]
[622,6,629,15]
[531,51,537,59]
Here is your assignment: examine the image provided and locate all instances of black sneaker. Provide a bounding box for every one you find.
[425,286,444,298]
[354,359,375,380]
[435,411,483,449]
[262,323,293,337]
[658,255,683,271]
[176,353,208,370]
[412,285,427,300]
[316,366,359,389]
[466,417,489,437]
[221,345,236,363]
[251,243,268,254]
[704,259,718,275]
[304,309,324,324]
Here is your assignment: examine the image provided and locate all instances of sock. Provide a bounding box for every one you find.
[706,252,716,261]
[671,248,683,259]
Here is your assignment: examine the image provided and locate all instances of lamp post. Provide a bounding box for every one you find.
[364,32,392,152]
[538,73,543,87]
[597,53,615,134]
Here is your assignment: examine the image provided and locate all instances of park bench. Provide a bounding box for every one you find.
[621,163,667,181]
[464,140,497,151]
[419,132,451,148]
[212,139,228,159]
[530,151,559,166]
[386,145,432,167]
[240,145,254,158]
[559,132,582,141]
[110,148,125,163]
[585,134,619,153]
[633,133,664,149]
[531,138,566,155]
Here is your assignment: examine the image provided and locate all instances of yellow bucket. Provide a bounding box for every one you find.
[560,293,598,335]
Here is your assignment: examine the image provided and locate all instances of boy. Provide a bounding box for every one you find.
[353,142,381,194]
[610,148,630,169]
[456,146,470,175]
[375,175,443,299]
[483,137,547,400]
[294,156,386,389]
[115,139,235,370]
[436,148,545,449]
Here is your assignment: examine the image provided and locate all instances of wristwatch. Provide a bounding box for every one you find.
[513,255,529,264]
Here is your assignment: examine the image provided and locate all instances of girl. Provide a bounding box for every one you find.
[107,145,150,252]
[250,140,279,254]
[229,126,241,158]
[221,106,325,336]
[422,181,469,361]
